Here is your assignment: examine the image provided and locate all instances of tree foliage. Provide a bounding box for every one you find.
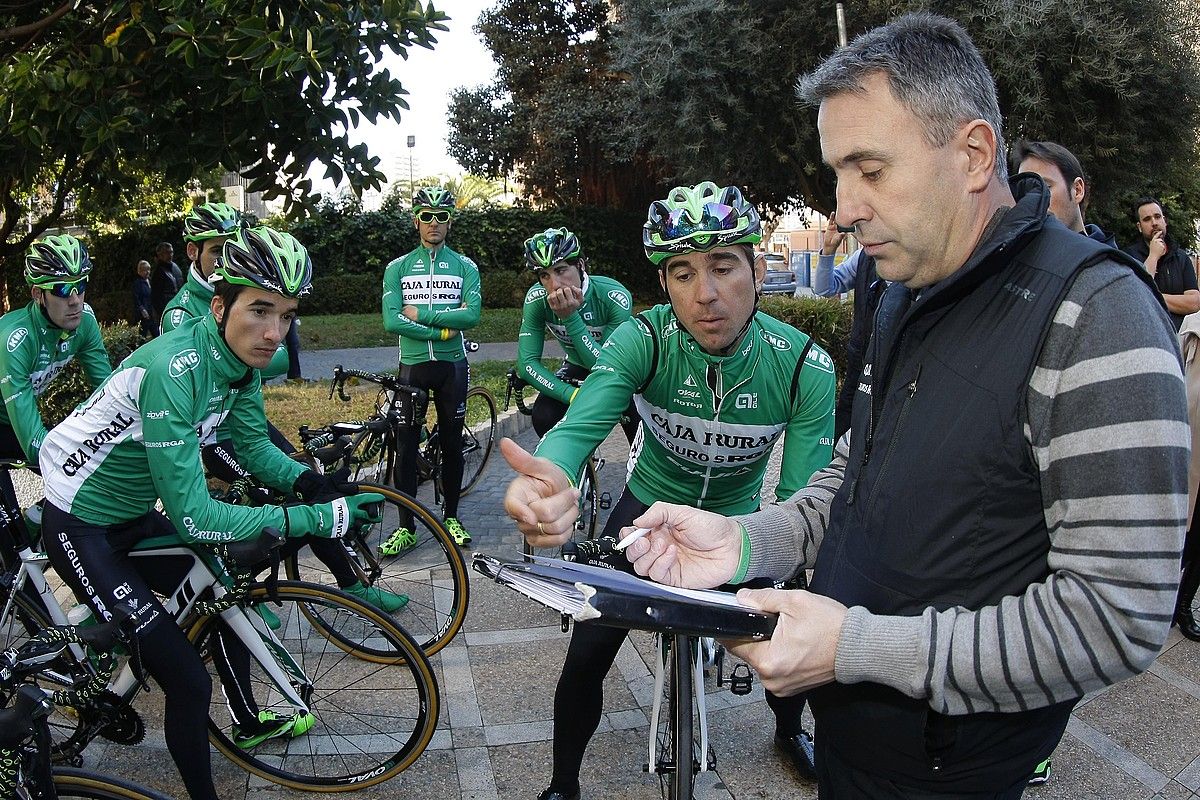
[0,0,450,280]
[446,0,661,209]
[457,0,1200,243]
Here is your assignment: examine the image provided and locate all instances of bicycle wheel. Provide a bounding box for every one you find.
[459,386,496,495]
[51,767,173,799]
[189,582,439,791]
[668,635,696,800]
[283,483,468,657]
[521,457,600,560]
[0,589,91,758]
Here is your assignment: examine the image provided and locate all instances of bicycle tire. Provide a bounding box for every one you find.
[669,636,696,800]
[282,483,468,657]
[50,767,173,799]
[188,581,439,791]
[521,457,600,560]
[0,589,91,758]
[459,386,496,495]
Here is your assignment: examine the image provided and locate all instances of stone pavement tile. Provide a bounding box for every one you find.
[1074,669,1200,780]
[90,742,247,798]
[244,750,461,799]
[705,700,817,800]
[472,637,644,726]
[1032,727,1160,799]
[1155,638,1200,697]
[1151,780,1200,799]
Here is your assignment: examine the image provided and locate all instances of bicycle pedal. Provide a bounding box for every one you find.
[729,663,753,696]
[599,491,612,510]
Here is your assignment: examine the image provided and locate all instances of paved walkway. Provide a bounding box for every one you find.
[37,346,1200,799]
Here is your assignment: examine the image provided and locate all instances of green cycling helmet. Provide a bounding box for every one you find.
[412,186,457,212]
[523,227,583,271]
[215,226,312,298]
[25,234,93,287]
[183,202,243,242]
[643,181,761,265]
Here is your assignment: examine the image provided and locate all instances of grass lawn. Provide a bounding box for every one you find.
[263,357,554,441]
[298,308,524,350]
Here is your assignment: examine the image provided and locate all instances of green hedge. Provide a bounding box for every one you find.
[284,205,657,311]
[39,322,145,427]
[758,295,854,387]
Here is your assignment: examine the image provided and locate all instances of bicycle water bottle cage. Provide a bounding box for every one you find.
[729,663,753,696]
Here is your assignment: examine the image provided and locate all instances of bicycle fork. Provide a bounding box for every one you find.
[647,635,713,777]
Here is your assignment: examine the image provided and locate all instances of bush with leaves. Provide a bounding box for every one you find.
[759,295,854,391]
[39,323,144,428]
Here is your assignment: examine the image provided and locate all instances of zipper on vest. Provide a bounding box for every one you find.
[863,363,921,513]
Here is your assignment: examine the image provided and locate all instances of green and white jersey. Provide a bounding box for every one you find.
[0,301,111,463]
[161,266,290,379]
[536,304,836,514]
[39,315,307,540]
[517,273,633,405]
[382,244,482,365]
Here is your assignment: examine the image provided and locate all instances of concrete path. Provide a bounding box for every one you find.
[27,344,1200,799]
[295,340,564,383]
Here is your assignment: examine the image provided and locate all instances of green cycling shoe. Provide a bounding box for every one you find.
[379,526,416,557]
[232,709,315,750]
[445,517,471,546]
[344,580,409,612]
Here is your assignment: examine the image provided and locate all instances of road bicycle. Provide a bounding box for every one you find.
[327,365,497,504]
[564,538,755,800]
[0,612,173,799]
[503,368,610,556]
[0,462,440,791]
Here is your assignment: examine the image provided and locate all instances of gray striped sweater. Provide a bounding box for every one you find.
[739,260,1189,716]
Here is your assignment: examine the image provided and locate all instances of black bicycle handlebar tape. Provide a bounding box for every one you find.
[223,526,284,567]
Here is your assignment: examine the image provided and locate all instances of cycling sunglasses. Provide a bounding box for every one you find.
[46,278,87,298]
[660,202,739,241]
[415,209,452,224]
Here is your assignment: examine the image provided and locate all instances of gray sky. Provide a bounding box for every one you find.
[310,0,496,192]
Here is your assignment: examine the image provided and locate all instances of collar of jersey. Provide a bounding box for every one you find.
[199,314,256,384]
[187,264,215,297]
[674,312,760,372]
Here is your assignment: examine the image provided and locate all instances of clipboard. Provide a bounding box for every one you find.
[472,552,776,639]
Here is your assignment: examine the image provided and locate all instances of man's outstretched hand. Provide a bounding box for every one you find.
[501,437,580,548]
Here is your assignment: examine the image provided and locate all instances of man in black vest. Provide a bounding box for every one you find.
[1122,196,1199,330]
[623,12,1187,799]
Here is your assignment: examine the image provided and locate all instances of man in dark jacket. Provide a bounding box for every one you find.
[1123,197,1200,330]
[149,241,183,316]
[1011,139,1117,247]
[619,13,1187,799]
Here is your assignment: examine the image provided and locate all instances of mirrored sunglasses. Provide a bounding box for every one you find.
[47,279,87,298]
[416,209,452,224]
[661,202,739,240]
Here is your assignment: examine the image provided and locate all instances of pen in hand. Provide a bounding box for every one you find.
[614,527,651,551]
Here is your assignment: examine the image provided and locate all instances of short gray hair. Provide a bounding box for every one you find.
[797,12,1007,181]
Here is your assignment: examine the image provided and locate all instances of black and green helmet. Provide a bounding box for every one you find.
[25,234,93,287]
[412,186,457,212]
[183,202,243,242]
[523,227,583,271]
[643,182,762,265]
[215,227,312,298]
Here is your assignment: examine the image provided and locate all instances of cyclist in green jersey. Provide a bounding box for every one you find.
[0,235,111,576]
[503,183,837,798]
[163,206,405,614]
[39,227,386,800]
[380,187,482,552]
[517,227,638,441]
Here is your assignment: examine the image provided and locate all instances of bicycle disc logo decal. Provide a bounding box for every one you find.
[169,349,201,378]
[6,327,27,352]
